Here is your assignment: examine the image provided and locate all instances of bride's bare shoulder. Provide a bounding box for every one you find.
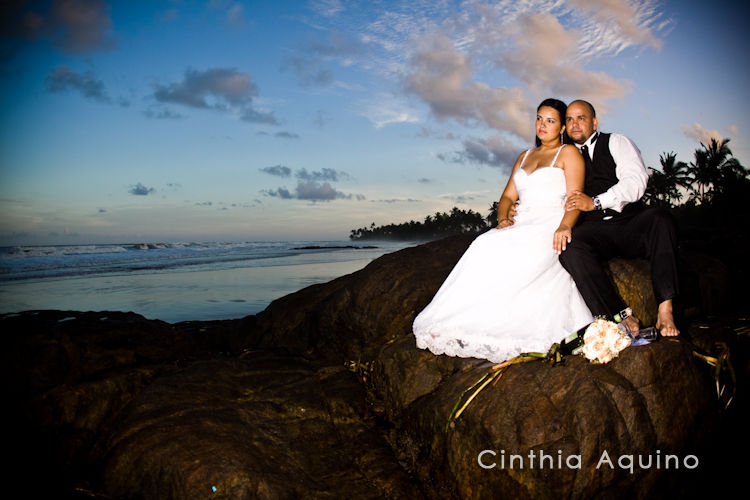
[559,144,583,161]
[516,149,531,161]
[511,148,531,169]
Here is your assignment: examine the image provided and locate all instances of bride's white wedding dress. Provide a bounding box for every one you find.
[413,146,593,363]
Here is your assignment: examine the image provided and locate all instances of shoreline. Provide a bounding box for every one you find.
[0,241,419,323]
[0,257,376,324]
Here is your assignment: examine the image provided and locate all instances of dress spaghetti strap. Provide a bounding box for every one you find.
[551,145,564,167]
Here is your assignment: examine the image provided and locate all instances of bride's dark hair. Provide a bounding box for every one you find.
[535,98,570,147]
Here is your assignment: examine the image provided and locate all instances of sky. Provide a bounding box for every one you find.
[1,0,748,245]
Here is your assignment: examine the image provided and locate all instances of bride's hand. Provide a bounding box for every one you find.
[553,225,572,254]
[496,218,514,229]
[566,191,593,212]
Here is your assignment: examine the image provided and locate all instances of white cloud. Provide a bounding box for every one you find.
[46,65,110,102]
[310,0,346,18]
[259,165,293,178]
[260,167,360,202]
[305,0,667,137]
[359,93,420,128]
[129,183,156,196]
[497,12,631,113]
[154,67,256,108]
[681,122,723,145]
[439,133,522,170]
[263,181,362,202]
[568,0,666,57]
[226,3,245,27]
[405,32,532,138]
[4,0,117,54]
[296,181,345,201]
[152,67,278,124]
[281,30,368,87]
[296,168,351,182]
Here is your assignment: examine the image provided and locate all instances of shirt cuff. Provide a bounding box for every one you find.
[596,191,620,212]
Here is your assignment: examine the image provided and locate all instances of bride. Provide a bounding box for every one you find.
[413,98,593,364]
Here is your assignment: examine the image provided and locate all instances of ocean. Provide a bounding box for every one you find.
[0,240,416,323]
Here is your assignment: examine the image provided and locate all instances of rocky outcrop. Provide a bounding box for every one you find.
[243,233,743,498]
[369,325,734,499]
[102,354,420,499]
[3,234,746,499]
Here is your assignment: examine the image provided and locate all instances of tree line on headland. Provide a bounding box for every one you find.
[350,138,749,241]
[349,206,488,241]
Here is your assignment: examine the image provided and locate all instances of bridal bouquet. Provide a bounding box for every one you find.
[448,319,742,429]
[580,318,632,364]
[447,318,634,428]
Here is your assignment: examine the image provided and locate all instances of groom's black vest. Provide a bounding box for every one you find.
[583,132,643,220]
[584,133,617,197]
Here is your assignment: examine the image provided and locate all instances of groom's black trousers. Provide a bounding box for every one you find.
[559,206,679,318]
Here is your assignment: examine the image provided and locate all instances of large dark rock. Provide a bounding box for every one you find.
[3,234,746,499]
[369,325,735,499]
[1,311,205,497]
[101,354,419,499]
[243,234,741,498]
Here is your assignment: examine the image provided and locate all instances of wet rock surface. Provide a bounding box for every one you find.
[3,234,748,499]
[102,354,420,499]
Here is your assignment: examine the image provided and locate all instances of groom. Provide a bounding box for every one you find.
[560,99,680,336]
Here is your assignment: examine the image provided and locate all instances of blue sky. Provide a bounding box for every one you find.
[1,0,748,245]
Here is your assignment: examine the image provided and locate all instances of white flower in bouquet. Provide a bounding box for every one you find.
[581,318,632,364]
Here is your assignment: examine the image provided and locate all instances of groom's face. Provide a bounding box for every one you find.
[566,102,598,145]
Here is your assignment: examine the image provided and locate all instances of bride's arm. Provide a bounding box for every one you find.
[496,151,526,228]
[554,145,585,253]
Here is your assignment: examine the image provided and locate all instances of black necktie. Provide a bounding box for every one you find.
[580,144,592,169]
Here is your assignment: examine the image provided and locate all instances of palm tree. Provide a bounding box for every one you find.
[487,201,499,227]
[687,146,715,205]
[661,152,690,202]
[687,138,746,205]
[644,167,670,207]
[709,139,747,193]
[644,152,690,207]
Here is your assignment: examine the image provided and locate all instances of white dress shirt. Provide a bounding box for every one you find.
[580,132,649,213]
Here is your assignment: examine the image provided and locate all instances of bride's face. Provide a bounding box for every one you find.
[536,106,564,143]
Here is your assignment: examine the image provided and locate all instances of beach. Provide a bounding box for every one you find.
[0,240,416,323]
